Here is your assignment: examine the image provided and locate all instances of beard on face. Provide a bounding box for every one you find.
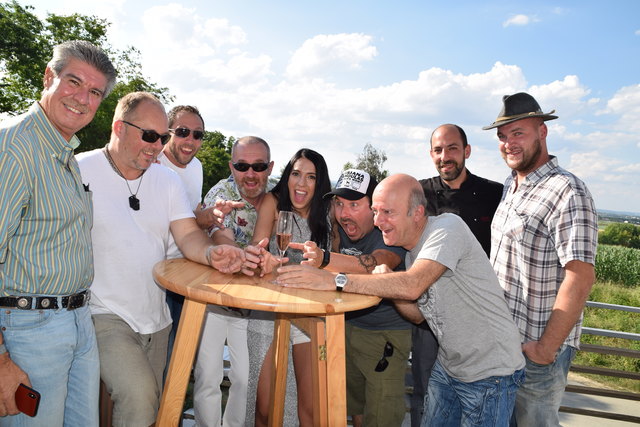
[438,160,464,182]
[505,138,542,174]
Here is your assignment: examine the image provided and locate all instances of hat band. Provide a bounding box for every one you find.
[495,109,556,122]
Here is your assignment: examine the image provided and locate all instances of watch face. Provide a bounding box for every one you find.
[335,273,348,287]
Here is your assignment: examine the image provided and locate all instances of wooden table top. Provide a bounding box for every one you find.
[153,258,381,315]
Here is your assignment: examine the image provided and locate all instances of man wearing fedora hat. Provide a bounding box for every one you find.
[284,169,411,427]
[484,92,598,426]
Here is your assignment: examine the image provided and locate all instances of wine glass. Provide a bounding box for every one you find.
[275,210,294,271]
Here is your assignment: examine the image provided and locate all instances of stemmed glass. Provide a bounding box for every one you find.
[275,210,294,271]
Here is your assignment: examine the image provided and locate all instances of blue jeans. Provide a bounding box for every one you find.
[511,345,576,427]
[411,322,439,427]
[0,305,99,427]
[422,360,524,427]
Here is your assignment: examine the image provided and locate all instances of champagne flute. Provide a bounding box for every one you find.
[275,210,294,271]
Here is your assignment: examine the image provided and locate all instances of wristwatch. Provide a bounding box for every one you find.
[334,273,348,292]
[319,249,331,269]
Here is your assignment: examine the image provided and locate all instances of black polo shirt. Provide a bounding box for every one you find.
[420,170,503,256]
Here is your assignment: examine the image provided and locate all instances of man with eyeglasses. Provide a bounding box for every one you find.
[155,105,217,381]
[283,169,410,427]
[193,136,274,427]
[278,174,525,427]
[75,91,250,426]
[0,40,115,425]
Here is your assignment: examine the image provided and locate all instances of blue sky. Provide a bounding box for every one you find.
[23,0,640,212]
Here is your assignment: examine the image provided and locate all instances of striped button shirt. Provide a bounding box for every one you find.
[0,103,93,296]
[490,156,598,348]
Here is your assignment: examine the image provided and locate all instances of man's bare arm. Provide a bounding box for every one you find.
[522,260,595,364]
[290,241,402,273]
[279,258,447,300]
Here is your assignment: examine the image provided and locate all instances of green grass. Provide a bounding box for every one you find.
[574,281,640,392]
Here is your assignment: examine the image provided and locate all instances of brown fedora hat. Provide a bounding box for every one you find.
[483,92,558,130]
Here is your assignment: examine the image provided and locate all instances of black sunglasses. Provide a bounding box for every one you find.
[374,341,394,372]
[232,162,270,172]
[171,127,204,140]
[121,120,171,145]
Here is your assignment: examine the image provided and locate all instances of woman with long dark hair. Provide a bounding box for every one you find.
[246,148,332,427]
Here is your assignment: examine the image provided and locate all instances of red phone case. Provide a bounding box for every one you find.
[15,383,40,417]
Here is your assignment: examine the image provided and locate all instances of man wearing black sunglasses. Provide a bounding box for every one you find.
[156,105,222,389]
[196,136,274,427]
[76,92,252,427]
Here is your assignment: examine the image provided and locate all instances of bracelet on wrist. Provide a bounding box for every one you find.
[319,249,331,269]
[205,245,215,266]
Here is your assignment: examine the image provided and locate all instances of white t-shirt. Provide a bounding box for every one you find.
[157,152,202,209]
[77,149,194,334]
[157,152,203,259]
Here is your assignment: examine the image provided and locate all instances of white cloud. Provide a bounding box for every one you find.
[503,14,538,27]
[286,33,378,78]
[601,84,640,132]
[635,29,640,36]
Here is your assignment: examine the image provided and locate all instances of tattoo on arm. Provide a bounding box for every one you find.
[357,254,378,273]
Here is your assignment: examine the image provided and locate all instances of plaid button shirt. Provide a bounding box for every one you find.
[490,156,598,348]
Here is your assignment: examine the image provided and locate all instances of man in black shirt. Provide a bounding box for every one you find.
[410,124,503,426]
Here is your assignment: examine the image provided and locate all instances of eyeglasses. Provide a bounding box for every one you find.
[232,162,270,172]
[121,120,171,145]
[374,341,394,372]
[171,127,204,140]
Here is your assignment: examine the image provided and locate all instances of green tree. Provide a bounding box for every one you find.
[342,143,388,182]
[0,0,172,151]
[197,131,234,199]
[599,223,640,249]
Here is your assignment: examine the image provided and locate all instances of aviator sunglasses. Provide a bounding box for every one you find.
[121,120,171,145]
[232,162,270,172]
[171,127,204,140]
[374,341,394,372]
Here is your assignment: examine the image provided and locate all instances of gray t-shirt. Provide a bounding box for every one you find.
[410,213,524,382]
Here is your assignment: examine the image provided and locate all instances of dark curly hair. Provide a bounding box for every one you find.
[270,148,332,249]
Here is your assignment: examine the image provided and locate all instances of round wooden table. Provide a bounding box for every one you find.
[153,258,381,427]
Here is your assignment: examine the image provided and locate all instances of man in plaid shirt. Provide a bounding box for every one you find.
[484,92,598,427]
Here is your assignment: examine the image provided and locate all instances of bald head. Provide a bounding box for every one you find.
[232,136,271,161]
[372,174,427,249]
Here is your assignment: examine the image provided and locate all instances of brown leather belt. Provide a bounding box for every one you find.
[0,290,90,310]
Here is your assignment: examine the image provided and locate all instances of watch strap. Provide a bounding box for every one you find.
[319,249,330,269]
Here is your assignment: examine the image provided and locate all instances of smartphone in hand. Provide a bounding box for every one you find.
[15,383,40,417]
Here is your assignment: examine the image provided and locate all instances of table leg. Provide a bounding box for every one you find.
[325,313,346,426]
[268,314,291,427]
[292,317,328,427]
[156,298,207,426]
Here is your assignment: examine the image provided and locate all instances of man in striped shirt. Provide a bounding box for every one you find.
[484,93,598,426]
[0,41,116,424]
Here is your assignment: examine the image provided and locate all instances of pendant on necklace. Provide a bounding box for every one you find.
[129,195,140,211]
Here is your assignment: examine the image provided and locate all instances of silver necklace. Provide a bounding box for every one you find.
[103,145,143,211]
